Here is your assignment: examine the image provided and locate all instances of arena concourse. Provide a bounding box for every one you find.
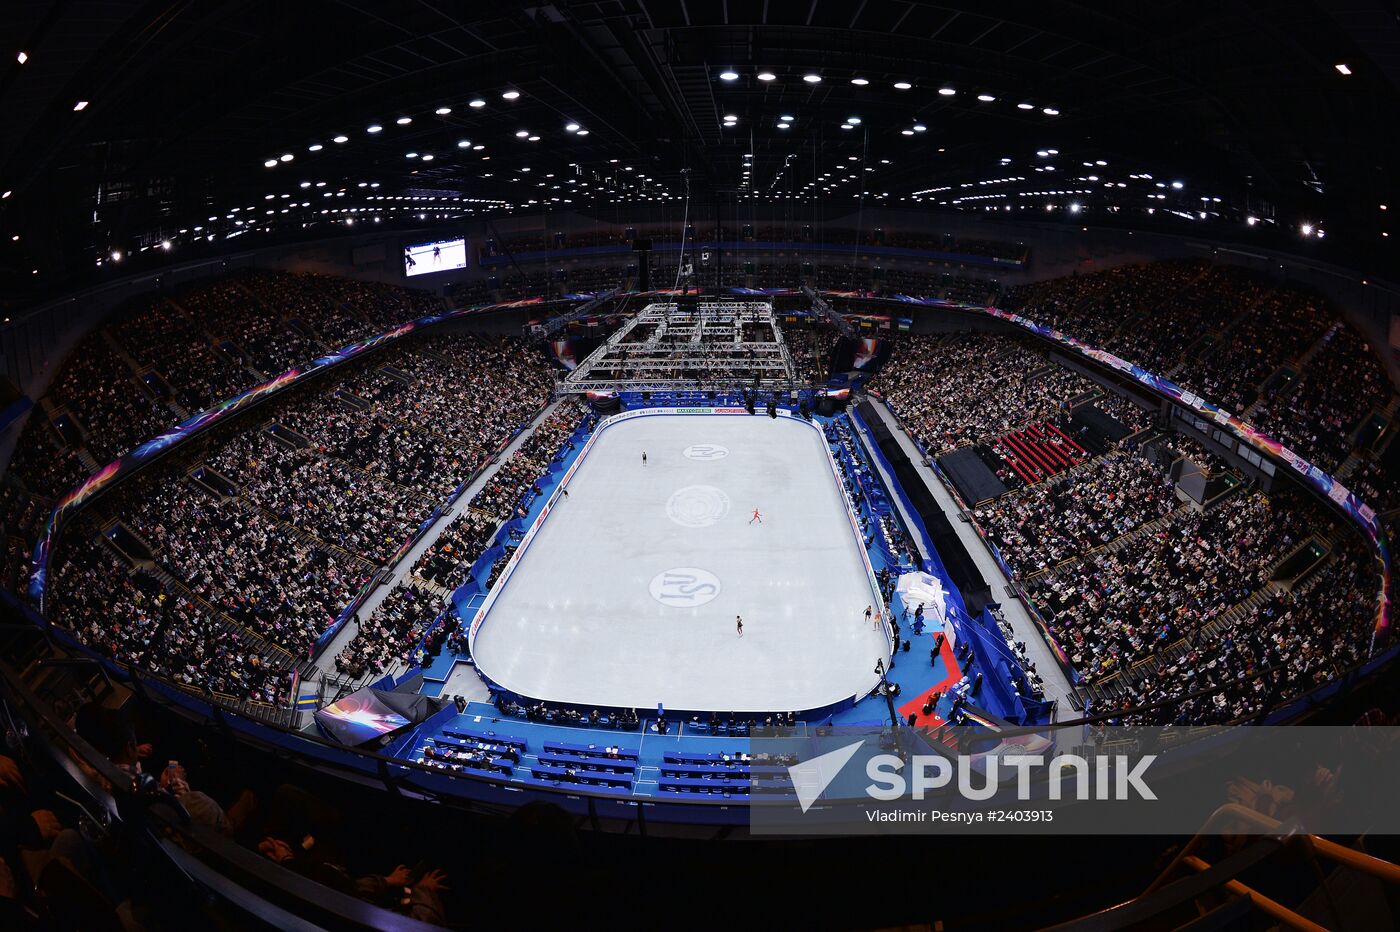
[4,3,1400,929]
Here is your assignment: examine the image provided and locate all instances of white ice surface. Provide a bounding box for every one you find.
[470,413,887,712]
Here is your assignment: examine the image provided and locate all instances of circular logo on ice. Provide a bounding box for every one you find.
[666,485,730,527]
[683,443,729,461]
[649,567,721,608]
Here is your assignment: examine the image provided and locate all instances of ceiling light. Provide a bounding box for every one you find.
[16,51,27,64]
[893,81,912,90]
[1336,63,1352,76]
[719,70,739,81]
[1069,202,1081,214]
[307,144,323,152]
[1171,180,1184,189]
[901,129,914,136]
[841,123,853,130]
[757,71,776,81]
[1246,216,1258,226]
[502,90,521,100]
[469,98,486,108]
[723,114,737,122]
[938,86,956,96]
[421,154,434,160]
[977,94,996,102]
[515,130,529,137]
[473,144,485,150]
[851,77,869,86]
[1043,107,1060,116]
[161,240,171,250]
[333,135,348,143]
[528,135,539,141]
[406,152,418,158]
[111,251,122,262]
[1,191,9,199]
[367,124,382,133]
[73,100,88,111]
[848,116,861,124]
[1301,223,1314,236]
[913,124,926,132]
[575,130,589,136]
[279,153,293,162]
[457,139,472,148]
[1017,102,1034,110]
[565,122,580,132]
[803,74,822,83]
[264,159,278,168]
[777,122,791,130]
[396,116,412,125]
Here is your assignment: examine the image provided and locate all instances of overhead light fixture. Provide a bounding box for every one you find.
[840,123,853,130]
[565,122,580,132]
[111,251,122,262]
[848,116,861,124]
[469,98,486,108]
[913,124,926,132]
[308,144,323,152]
[1335,63,1352,76]
[1069,202,1081,214]
[977,94,996,102]
[851,77,870,86]
[406,151,418,158]
[1017,102,1034,110]
[458,139,472,148]
[1246,216,1258,226]
[575,130,589,136]
[16,51,28,64]
[757,71,776,81]
[1300,222,1314,236]
[528,135,540,141]
[1171,180,1184,189]
[435,107,452,115]
[367,124,382,133]
[901,129,914,136]
[777,122,791,130]
[264,159,278,168]
[279,153,293,162]
[893,81,912,90]
[938,86,956,96]
[719,70,739,81]
[73,100,89,111]
[515,130,529,137]
[1043,107,1060,116]
[396,117,412,125]
[803,73,822,83]
[161,240,171,250]
[502,90,521,99]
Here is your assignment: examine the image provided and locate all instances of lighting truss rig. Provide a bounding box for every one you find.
[560,301,800,394]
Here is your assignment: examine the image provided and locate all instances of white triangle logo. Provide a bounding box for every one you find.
[788,740,865,813]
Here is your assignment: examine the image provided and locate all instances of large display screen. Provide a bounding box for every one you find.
[313,687,412,746]
[403,238,467,277]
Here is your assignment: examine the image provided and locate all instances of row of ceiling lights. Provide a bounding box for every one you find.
[717,69,1059,115]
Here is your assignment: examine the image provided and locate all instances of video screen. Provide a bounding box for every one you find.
[314,687,412,746]
[403,238,467,277]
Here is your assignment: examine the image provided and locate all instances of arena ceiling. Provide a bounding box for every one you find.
[2,0,1399,299]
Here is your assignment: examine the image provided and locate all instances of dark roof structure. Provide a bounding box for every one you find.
[2,1,1398,297]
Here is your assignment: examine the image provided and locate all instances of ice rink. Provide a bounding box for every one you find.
[470,412,887,712]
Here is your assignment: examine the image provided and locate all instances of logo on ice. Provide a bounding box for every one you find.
[789,741,1157,814]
